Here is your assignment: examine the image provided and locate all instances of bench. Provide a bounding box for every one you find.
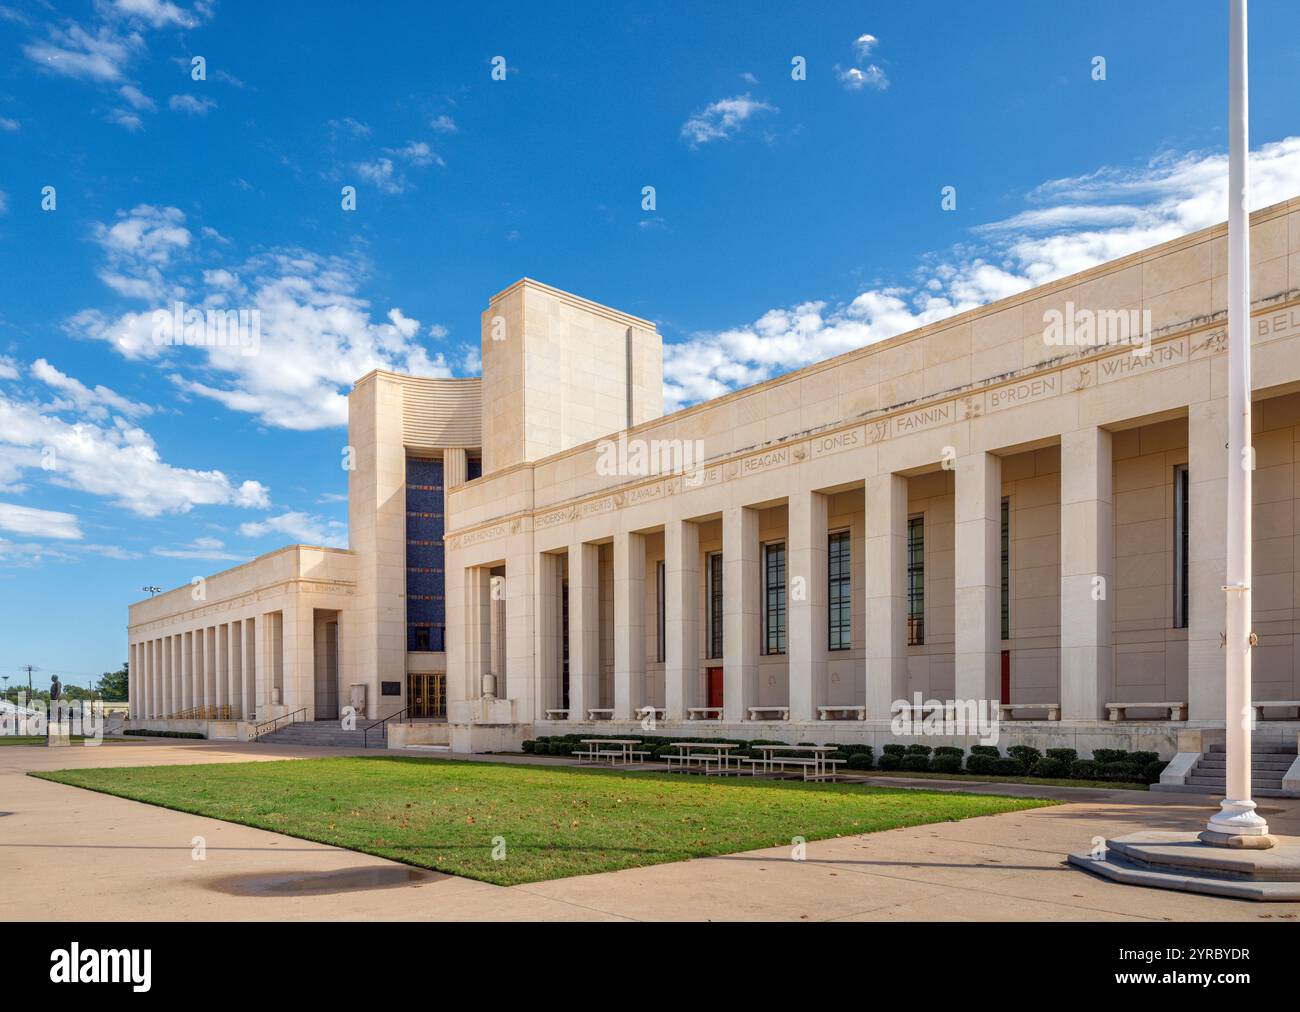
[1252,700,1300,720]
[636,706,666,720]
[586,708,614,721]
[998,702,1061,721]
[665,753,741,774]
[575,748,652,764]
[745,756,847,781]
[747,706,789,721]
[544,708,569,720]
[818,705,866,721]
[686,707,723,720]
[1105,701,1187,721]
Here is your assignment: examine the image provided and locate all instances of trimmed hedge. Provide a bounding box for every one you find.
[847,752,874,770]
[929,754,963,774]
[1007,745,1041,768]
[1046,748,1078,765]
[124,728,204,739]
[900,754,931,772]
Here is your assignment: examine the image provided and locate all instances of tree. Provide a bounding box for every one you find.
[96,661,129,702]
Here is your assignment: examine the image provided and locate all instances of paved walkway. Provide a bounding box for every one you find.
[3,740,1298,921]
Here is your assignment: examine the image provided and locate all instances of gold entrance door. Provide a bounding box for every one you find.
[407,672,446,719]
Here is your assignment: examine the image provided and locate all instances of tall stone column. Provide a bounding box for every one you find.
[171,636,182,717]
[142,640,153,718]
[1188,398,1228,719]
[535,552,562,715]
[614,530,647,720]
[444,447,468,490]
[664,519,699,720]
[166,635,177,717]
[789,489,828,722]
[568,543,599,720]
[723,505,759,721]
[230,621,243,718]
[956,452,1003,705]
[194,628,206,709]
[244,618,258,719]
[866,473,909,717]
[180,631,191,711]
[215,623,228,712]
[1059,427,1114,719]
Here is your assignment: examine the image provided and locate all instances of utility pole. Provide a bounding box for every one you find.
[1207,0,1269,843]
[21,664,36,700]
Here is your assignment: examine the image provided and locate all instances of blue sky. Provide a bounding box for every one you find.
[1,0,1298,688]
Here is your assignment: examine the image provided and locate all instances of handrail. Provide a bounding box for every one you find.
[363,706,409,749]
[252,707,307,741]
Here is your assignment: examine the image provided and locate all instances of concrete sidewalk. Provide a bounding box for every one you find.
[3,740,1298,921]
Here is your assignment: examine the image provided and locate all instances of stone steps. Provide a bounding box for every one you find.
[1177,746,1297,798]
[258,721,384,748]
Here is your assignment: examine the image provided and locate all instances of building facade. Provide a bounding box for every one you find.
[128,202,1300,756]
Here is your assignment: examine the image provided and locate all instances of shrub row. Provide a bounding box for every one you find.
[519,734,1167,784]
[123,728,205,739]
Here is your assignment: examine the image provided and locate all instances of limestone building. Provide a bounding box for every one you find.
[127,201,1300,756]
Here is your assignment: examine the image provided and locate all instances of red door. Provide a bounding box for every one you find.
[1000,650,1011,703]
[706,667,724,709]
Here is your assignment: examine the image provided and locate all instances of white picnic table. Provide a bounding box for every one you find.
[577,738,645,765]
[751,744,842,780]
[666,741,743,774]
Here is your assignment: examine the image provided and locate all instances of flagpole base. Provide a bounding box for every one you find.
[1206,799,1273,847]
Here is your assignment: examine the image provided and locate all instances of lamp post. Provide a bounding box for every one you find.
[1206,0,1270,844]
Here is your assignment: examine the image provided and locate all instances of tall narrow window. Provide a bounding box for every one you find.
[763,542,787,655]
[1174,464,1189,629]
[707,552,724,659]
[655,560,666,663]
[1001,497,1010,641]
[907,514,925,646]
[828,530,851,650]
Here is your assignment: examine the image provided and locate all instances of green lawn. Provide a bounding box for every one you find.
[34,756,1054,886]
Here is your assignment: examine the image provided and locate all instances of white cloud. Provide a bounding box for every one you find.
[355,157,405,193]
[73,223,459,429]
[429,114,457,133]
[169,93,215,116]
[0,117,18,131]
[240,511,347,548]
[31,358,153,420]
[680,94,777,147]
[0,378,270,518]
[663,136,1300,411]
[91,203,192,301]
[153,535,242,560]
[105,108,144,131]
[387,140,444,167]
[118,83,155,110]
[23,23,143,82]
[110,0,209,30]
[0,502,82,540]
[328,116,371,137]
[837,32,889,91]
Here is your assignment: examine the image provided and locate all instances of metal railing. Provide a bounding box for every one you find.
[170,704,238,720]
[252,707,307,741]
[363,706,409,749]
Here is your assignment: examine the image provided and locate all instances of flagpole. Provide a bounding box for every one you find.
[1207,0,1269,842]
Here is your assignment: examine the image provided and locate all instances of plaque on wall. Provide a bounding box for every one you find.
[381,681,401,696]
